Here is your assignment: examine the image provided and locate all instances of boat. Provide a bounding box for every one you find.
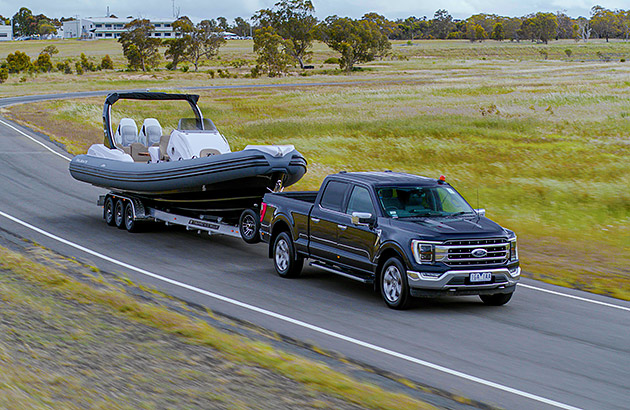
[69,92,307,242]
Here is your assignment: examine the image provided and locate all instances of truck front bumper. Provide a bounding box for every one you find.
[406,266,520,297]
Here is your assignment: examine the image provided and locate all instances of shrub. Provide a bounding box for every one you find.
[75,62,84,75]
[40,45,59,56]
[564,49,572,58]
[207,69,215,78]
[0,68,8,83]
[56,60,73,74]
[181,65,189,72]
[324,57,340,65]
[539,49,548,60]
[6,51,32,73]
[100,54,114,70]
[79,53,97,71]
[34,53,53,73]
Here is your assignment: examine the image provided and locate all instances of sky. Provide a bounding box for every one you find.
[1,0,628,22]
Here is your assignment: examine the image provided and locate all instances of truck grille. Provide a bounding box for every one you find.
[443,238,509,267]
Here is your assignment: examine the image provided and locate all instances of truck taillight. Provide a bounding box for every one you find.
[260,202,267,222]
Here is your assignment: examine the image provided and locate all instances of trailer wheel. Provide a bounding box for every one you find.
[124,202,141,233]
[114,199,125,229]
[239,209,261,244]
[104,197,116,226]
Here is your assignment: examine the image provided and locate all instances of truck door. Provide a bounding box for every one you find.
[309,180,350,262]
[337,185,379,273]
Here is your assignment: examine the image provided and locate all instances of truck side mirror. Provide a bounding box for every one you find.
[351,212,374,226]
[475,209,486,217]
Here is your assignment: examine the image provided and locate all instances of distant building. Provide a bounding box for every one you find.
[0,23,12,41]
[62,17,178,40]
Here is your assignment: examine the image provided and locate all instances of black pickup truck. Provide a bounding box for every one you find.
[260,171,520,309]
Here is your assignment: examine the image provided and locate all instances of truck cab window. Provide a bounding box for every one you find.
[346,186,374,215]
[320,181,349,212]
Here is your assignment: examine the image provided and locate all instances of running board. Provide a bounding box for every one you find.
[309,261,372,284]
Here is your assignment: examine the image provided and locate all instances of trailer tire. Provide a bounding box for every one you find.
[239,208,261,244]
[104,197,116,226]
[124,202,141,233]
[114,199,125,229]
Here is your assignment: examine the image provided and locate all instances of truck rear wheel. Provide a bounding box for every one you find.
[380,257,411,310]
[239,208,261,244]
[480,292,513,306]
[114,199,125,229]
[104,197,116,226]
[273,232,303,278]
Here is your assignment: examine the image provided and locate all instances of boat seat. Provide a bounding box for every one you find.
[114,118,139,147]
[129,142,151,162]
[159,134,171,161]
[140,118,163,146]
[199,148,221,157]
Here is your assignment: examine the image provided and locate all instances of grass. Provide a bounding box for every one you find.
[2,39,629,300]
[0,245,437,410]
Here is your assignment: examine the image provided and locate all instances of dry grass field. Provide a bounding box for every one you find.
[2,38,629,299]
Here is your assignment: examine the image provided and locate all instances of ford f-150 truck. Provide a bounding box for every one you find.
[260,171,520,309]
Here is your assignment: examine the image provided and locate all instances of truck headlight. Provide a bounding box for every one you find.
[412,240,445,264]
[509,238,518,262]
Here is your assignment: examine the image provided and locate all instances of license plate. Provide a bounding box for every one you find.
[470,272,492,283]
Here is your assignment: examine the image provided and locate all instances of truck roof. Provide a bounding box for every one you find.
[330,171,439,186]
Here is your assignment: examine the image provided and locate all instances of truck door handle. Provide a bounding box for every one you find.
[311,217,320,223]
[337,224,347,230]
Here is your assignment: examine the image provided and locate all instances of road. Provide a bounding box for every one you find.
[0,89,628,410]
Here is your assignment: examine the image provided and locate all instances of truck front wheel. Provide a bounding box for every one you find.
[273,232,303,278]
[380,257,411,310]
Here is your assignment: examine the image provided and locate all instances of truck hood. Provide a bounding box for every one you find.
[386,215,506,238]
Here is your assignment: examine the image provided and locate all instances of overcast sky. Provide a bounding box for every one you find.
[1,0,627,22]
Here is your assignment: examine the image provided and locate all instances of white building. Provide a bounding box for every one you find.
[0,23,12,41]
[62,17,177,40]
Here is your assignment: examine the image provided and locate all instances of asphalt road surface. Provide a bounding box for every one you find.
[0,90,628,410]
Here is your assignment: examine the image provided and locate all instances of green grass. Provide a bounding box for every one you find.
[2,39,629,300]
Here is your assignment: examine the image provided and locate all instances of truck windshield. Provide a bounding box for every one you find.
[376,186,474,218]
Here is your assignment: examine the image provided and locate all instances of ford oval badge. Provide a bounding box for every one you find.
[472,248,488,258]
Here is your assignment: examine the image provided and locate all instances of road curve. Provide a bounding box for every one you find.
[0,89,629,410]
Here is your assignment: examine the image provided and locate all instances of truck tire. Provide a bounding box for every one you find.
[104,197,116,226]
[273,232,303,278]
[114,199,126,229]
[239,208,261,244]
[380,257,411,310]
[480,292,513,306]
[124,202,141,233]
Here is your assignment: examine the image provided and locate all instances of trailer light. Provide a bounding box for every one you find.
[260,202,267,222]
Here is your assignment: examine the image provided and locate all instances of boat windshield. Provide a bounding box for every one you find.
[376,185,474,218]
[178,118,218,133]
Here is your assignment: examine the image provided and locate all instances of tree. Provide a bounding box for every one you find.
[37,20,56,36]
[466,23,487,42]
[590,6,618,42]
[534,12,558,43]
[253,26,292,77]
[491,22,505,40]
[232,17,251,37]
[362,12,397,38]
[164,17,225,71]
[217,17,230,32]
[253,0,318,69]
[576,17,592,42]
[12,7,36,36]
[118,19,161,71]
[318,16,391,72]
[0,15,10,25]
[186,19,226,71]
[431,9,454,39]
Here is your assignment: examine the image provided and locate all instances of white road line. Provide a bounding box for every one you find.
[0,118,72,162]
[0,209,582,410]
[518,283,630,312]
